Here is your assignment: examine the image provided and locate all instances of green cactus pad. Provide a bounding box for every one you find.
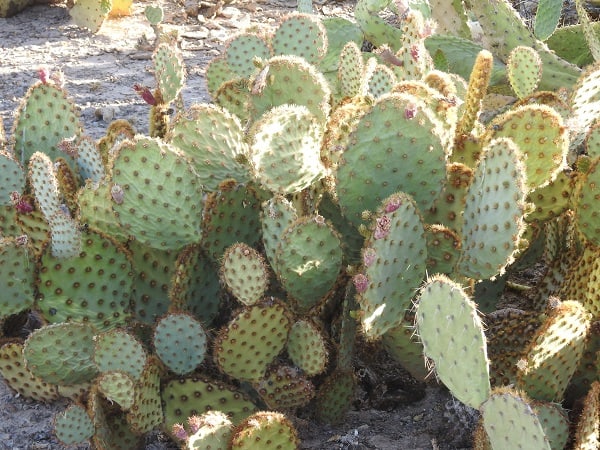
[575,156,600,246]
[363,59,396,98]
[14,210,49,258]
[0,237,35,318]
[93,328,147,379]
[532,400,570,450]
[358,192,427,339]
[534,0,562,41]
[458,138,527,280]
[286,319,329,376]
[96,370,135,410]
[481,387,551,450]
[69,0,111,32]
[205,57,237,100]
[525,170,573,223]
[424,224,461,275]
[153,42,185,105]
[47,209,82,259]
[248,104,325,195]
[249,55,331,123]
[23,322,98,386]
[254,364,315,410]
[73,135,105,183]
[230,411,299,449]
[153,312,207,375]
[201,182,264,262]
[0,150,25,206]
[168,103,251,190]
[0,342,59,402]
[338,41,364,99]
[53,404,94,446]
[507,46,542,99]
[169,244,222,326]
[110,136,203,250]
[87,386,142,449]
[260,195,298,269]
[517,300,591,402]
[214,299,292,382]
[125,358,163,434]
[77,182,129,242]
[273,215,342,313]
[220,243,269,306]
[416,275,491,409]
[335,92,447,228]
[314,370,356,424]
[183,411,233,450]
[215,78,252,124]
[37,229,133,331]
[381,321,429,382]
[162,377,257,433]
[12,82,82,167]
[225,33,271,79]
[487,104,568,190]
[128,239,177,325]
[28,151,61,223]
[573,381,600,450]
[272,13,328,66]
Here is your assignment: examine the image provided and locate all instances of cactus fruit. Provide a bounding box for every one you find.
[220,243,269,306]
[213,299,292,382]
[357,192,427,339]
[153,312,207,375]
[53,404,94,446]
[229,411,299,449]
[23,322,98,386]
[415,275,491,410]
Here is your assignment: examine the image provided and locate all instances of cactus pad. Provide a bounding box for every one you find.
[416,275,491,409]
[358,192,427,339]
[220,243,269,306]
[272,13,328,66]
[96,371,135,410]
[53,404,94,446]
[254,364,315,410]
[229,411,299,450]
[110,136,203,250]
[23,322,98,386]
[93,328,147,379]
[0,237,35,318]
[214,299,291,382]
[153,312,207,375]
[273,215,342,312]
[286,319,328,376]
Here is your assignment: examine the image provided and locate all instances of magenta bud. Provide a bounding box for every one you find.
[384,196,402,213]
[404,104,416,120]
[353,273,369,293]
[374,215,391,240]
[133,84,157,105]
[410,45,420,62]
[362,248,376,267]
[171,423,188,441]
[38,66,50,84]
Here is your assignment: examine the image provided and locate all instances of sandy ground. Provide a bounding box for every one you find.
[0,1,476,448]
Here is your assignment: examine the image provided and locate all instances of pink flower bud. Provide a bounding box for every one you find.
[38,66,50,84]
[362,247,376,267]
[111,184,124,204]
[133,84,157,105]
[384,196,402,213]
[373,215,391,240]
[353,273,369,293]
[171,423,188,440]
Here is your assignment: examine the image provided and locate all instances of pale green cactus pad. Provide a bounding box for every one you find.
[415,274,491,409]
[53,404,94,446]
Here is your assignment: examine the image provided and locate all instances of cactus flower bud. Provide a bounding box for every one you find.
[133,84,157,105]
[373,215,391,240]
[353,273,369,293]
[171,423,188,440]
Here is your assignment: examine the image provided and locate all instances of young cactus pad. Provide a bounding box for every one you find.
[415,275,491,410]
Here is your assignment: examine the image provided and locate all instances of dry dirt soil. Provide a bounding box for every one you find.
[0,1,477,449]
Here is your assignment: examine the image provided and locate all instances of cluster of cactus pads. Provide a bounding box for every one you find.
[5,0,600,448]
